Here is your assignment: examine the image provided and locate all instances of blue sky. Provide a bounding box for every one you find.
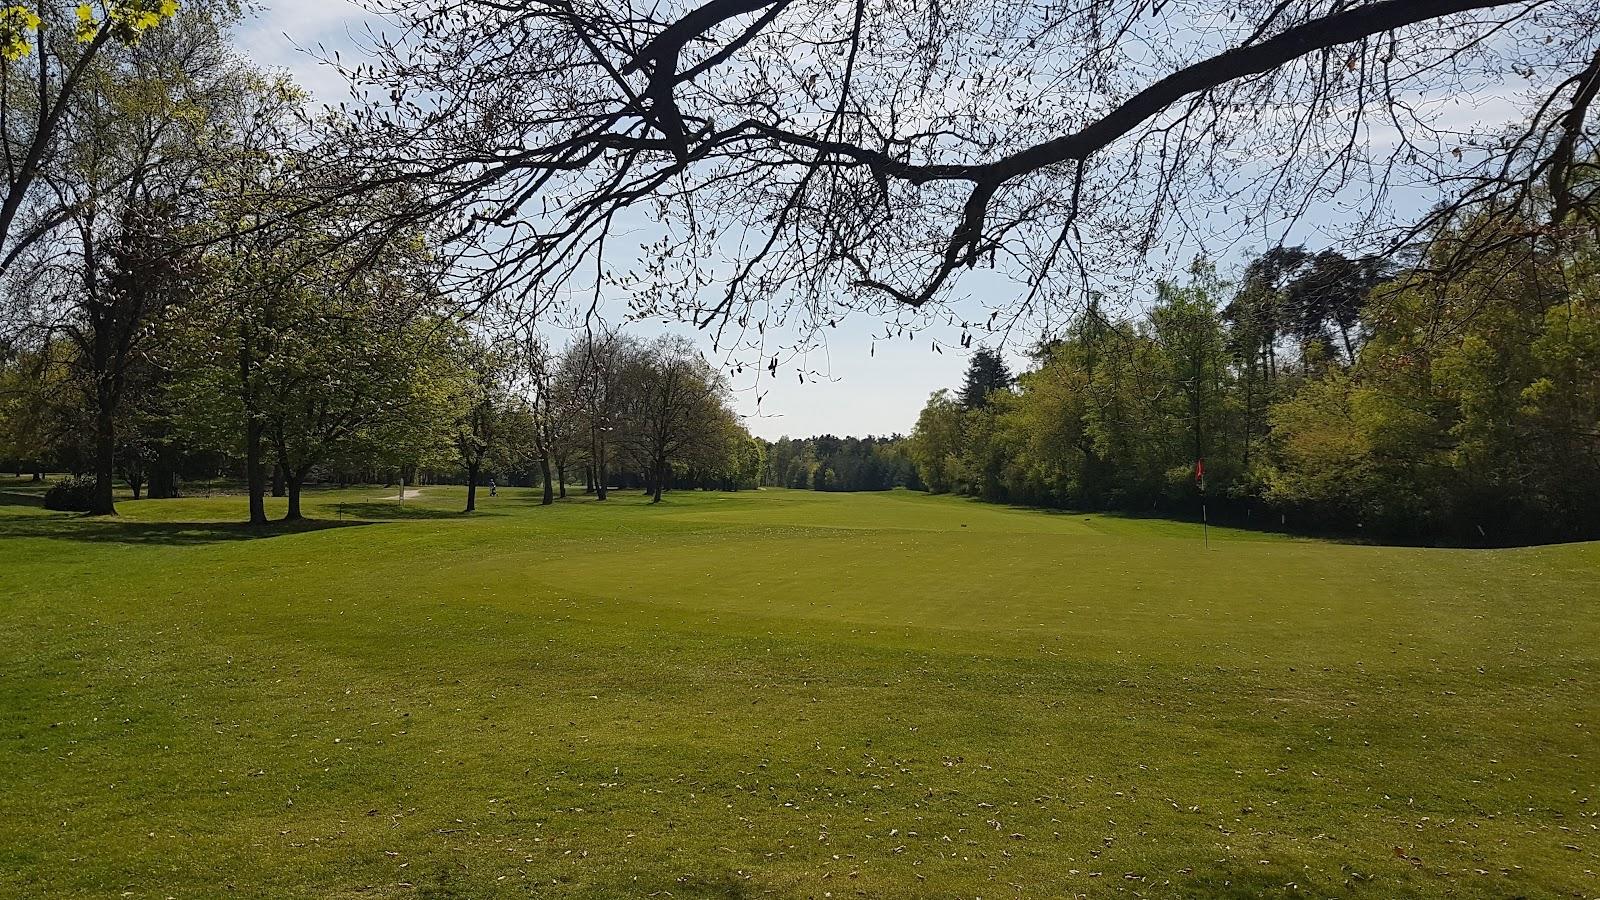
[237,1,975,440]
[232,2,1524,440]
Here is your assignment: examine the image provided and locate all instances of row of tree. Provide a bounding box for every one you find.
[761,435,919,492]
[909,217,1600,545]
[0,4,758,520]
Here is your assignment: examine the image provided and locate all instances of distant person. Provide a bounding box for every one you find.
[488,478,497,497]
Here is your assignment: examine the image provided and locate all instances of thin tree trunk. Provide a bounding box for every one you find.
[652,455,665,503]
[271,462,286,497]
[465,461,479,512]
[540,454,554,505]
[245,417,268,525]
[556,461,567,498]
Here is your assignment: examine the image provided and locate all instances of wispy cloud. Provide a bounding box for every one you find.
[234,0,378,102]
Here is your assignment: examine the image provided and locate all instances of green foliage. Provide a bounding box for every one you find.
[41,473,96,509]
[906,389,963,493]
[911,233,1600,543]
[763,433,915,492]
[957,347,1012,409]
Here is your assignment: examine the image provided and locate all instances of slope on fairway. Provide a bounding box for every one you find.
[0,486,1596,898]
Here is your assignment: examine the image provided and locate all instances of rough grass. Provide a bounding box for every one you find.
[1,483,1596,898]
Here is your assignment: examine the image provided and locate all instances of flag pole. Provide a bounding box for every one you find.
[1197,457,1209,551]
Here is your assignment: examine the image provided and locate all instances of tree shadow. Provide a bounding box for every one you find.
[0,515,370,547]
[327,502,484,521]
[0,490,46,508]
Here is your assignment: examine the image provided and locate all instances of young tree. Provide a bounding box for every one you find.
[448,333,512,513]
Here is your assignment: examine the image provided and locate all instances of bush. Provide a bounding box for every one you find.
[43,476,98,512]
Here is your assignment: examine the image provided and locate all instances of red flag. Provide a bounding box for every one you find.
[1194,458,1205,488]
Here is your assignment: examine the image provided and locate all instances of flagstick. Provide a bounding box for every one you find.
[1202,499,1210,551]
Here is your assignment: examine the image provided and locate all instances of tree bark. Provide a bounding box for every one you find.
[149,448,172,499]
[540,454,554,505]
[465,461,479,512]
[285,474,304,521]
[271,462,286,497]
[245,417,268,525]
[90,404,116,515]
[556,461,567,498]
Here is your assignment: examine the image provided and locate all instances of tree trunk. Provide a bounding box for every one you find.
[594,440,608,501]
[284,475,305,521]
[557,461,567,498]
[271,462,286,497]
[540,454,554,505]
[465,461,479,512]
[651,455,665,503]
[90,404,116,515]
[585,465,595,494]
[245,417,268,525]
[149,450,171,499]
[129,474,143,500]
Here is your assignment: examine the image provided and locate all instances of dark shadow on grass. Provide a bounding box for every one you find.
[0,490,45,508]
[328,502,488,521]
[0,515,370,546]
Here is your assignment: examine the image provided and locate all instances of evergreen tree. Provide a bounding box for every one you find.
[959,348,1013,409]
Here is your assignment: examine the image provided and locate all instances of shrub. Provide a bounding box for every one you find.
[43,476,98,512]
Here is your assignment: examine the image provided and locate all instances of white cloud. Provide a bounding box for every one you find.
[235,0,377,103]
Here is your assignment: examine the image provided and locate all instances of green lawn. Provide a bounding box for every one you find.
[1,486,1596,898]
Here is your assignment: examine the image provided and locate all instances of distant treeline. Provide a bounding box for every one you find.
[762,435,920,492]
[907,217,1600,546]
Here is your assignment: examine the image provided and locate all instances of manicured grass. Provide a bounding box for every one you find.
[1,486,1596,898]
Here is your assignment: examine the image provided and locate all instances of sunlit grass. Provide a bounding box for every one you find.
[2,487,1595,897]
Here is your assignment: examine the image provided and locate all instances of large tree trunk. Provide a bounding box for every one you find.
[465,461,479,512]
[245,417,268,525]
[539,454,554,505]
[285,474,304,521]
[90,404,116,515]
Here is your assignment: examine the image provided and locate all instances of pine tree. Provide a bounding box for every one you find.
[959,348,1013,409]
